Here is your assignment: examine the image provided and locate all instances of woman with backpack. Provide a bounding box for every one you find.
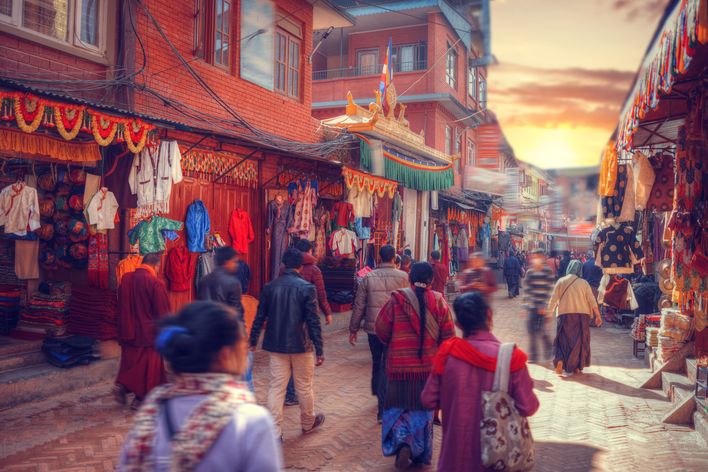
[548,259,602,377]
[375,262,456,469]
[118,301,282,471]
[421,292,539,471]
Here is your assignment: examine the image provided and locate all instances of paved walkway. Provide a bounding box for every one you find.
[1,293,707,471]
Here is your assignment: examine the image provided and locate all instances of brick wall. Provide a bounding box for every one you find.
[0,32,112,102]
[131,0,321,143]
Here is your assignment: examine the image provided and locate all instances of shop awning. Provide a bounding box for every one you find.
[614,0,707,151]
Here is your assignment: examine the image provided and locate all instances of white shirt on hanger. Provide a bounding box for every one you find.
[0,182,40,236]
[86,188,119,230]
[129,140,183,218]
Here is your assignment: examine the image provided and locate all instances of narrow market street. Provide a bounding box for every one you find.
[1,292,705,472]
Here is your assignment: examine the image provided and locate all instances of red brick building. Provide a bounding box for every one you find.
[0,0,353,304]
[311,0,490,190]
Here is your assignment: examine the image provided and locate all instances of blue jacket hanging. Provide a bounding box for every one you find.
[186,199,211,253]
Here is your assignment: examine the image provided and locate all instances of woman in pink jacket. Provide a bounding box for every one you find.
[421,292,540,471]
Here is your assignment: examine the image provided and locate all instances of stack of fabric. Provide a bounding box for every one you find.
[68,287,118,340]
[15,291,70,339]
[0,285,22,334]
[646,328,660,348]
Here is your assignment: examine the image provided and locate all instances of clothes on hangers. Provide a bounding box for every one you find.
[267,199,293,281]
[598,274,638,310]
[116,254,143,285]
[87,233,109,289]
[331,201,354,229]
[0,181,41,236]
[329,228,358,257]
[165,246,195,292]
[83,173,101,207]
[618,163,636,222]
[347,186,372,218]
[601,164,628,220]
[313,206,330,261]
[186,200,211,253]
[646,154,674,212]
[86,188,119,230]
[228,208,254,255]
[633,152,656,210]
[129,216,183,255]
[129,140,183,218]
[593,222,644,274]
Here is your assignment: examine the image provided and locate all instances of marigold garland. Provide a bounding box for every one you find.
[123,119,150,153]
[14,94,45,133]
[54,105,84,141]
[91,114,118,146]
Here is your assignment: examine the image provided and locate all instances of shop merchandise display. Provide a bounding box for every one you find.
[228,208,254,255]
[329,227,358,257]
[645,154,675,212]
[601,164,628,220]
[291,179,317,238]
[0,285,22,334]
[598,275,639,310]
[87,233,109,289]
[618,164,636,222]
[85,188,119,230]
[313,206,331,261]
[165,246,195,292]
[633,152,656,210]
[185,199,211,253]
[14,240,39,279]
[67,287,117,340]
[331,200,354,229]
[116,254,143,285]
[0,180,41,236]
[593,222,644,274]
[129,139,184,218]
[15,284,71,338]
[128,216,183,255]
[266,195,293,280]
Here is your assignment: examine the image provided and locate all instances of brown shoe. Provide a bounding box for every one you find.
[395,445,412,469]
[302,414,325,434]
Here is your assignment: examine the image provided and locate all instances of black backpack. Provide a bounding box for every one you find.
[42,335,98,368]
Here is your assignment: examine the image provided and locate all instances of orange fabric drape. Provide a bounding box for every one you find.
[599,142,618,197]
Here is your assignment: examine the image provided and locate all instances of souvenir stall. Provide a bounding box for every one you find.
[0,90,156,348]
[598,0,708,418]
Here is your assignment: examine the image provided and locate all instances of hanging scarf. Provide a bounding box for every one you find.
[122,373,255,472]
[432,337,528,375]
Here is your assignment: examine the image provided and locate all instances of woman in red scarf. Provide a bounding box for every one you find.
[421,292,539,471]
[375,262,456,469]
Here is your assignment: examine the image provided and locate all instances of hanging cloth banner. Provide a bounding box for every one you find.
[382,147,454,191]
[0,128,101,162]
[0,91,156,153]
[616,0,707,151]
[178,147,258,188]
[343,166,397,198]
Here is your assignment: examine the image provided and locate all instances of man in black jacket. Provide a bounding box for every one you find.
[197,246,244,318]
[250,248,325,439]
[503,251,523,298]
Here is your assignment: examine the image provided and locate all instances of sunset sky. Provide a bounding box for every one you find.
[489,0,670,169]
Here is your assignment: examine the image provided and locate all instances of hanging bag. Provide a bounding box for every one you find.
[480,343,535,471]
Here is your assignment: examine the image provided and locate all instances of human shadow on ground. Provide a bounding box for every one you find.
[564,372,666,401]
[534,441,603,471]
[533,378,555,393]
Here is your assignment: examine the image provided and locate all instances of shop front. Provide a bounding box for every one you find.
[594,0,707,424]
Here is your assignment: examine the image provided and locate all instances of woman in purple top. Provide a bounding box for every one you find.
[421,292,540,472]
[119,301,282,472]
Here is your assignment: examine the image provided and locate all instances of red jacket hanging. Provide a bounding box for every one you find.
[229,208,255,255]
[165,246,194,292]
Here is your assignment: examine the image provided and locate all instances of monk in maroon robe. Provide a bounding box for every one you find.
[114,252,171,408]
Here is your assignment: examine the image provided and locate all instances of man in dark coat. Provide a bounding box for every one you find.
[114,252,171,409]
[503,251,523,298]
[197,246,244,317]
[250,249,325,440]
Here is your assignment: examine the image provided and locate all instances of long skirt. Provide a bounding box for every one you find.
[553,313,591,373]
[116,345,166,400]
[382,408,434,464]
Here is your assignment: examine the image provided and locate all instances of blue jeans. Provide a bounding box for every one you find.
[243,351,255,393]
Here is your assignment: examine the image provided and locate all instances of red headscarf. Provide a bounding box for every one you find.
[432,337,528,375]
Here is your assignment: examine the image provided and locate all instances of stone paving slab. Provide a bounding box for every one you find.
[1,293,707,471]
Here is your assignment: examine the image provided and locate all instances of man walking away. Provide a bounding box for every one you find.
[250,249,325,440]
[503,251,523,298]
[349,245,409,422]
[429,250,449,295]
[524,249,555,362]
[197,246,253,391]
[114,252,171,409]
[558,251,571,281]
[581,250,603,301]
[197,246,244,317]
[279,238,332,406]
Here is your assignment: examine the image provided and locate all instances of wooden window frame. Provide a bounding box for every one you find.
[356,48,379,76]
[194,0,233,70]
[274,26,301,99]
[466,138,476,167]
[445,41,457,89]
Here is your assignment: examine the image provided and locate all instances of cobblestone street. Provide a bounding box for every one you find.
[1,292,706,471]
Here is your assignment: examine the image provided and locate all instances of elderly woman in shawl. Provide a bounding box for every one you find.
[375,262,456,469]
[547,259,602,377]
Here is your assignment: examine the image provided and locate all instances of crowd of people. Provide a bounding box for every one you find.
[115,243,605,471]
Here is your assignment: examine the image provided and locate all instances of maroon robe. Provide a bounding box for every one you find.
[116,267,171,399]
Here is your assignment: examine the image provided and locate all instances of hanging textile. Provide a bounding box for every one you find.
[342,166,397,199]
[186,200,211,253]
[87,233,109,289]
[382,148,454,191]
[129,140,184,218]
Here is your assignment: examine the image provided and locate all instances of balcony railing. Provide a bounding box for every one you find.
[313,60,428,81]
